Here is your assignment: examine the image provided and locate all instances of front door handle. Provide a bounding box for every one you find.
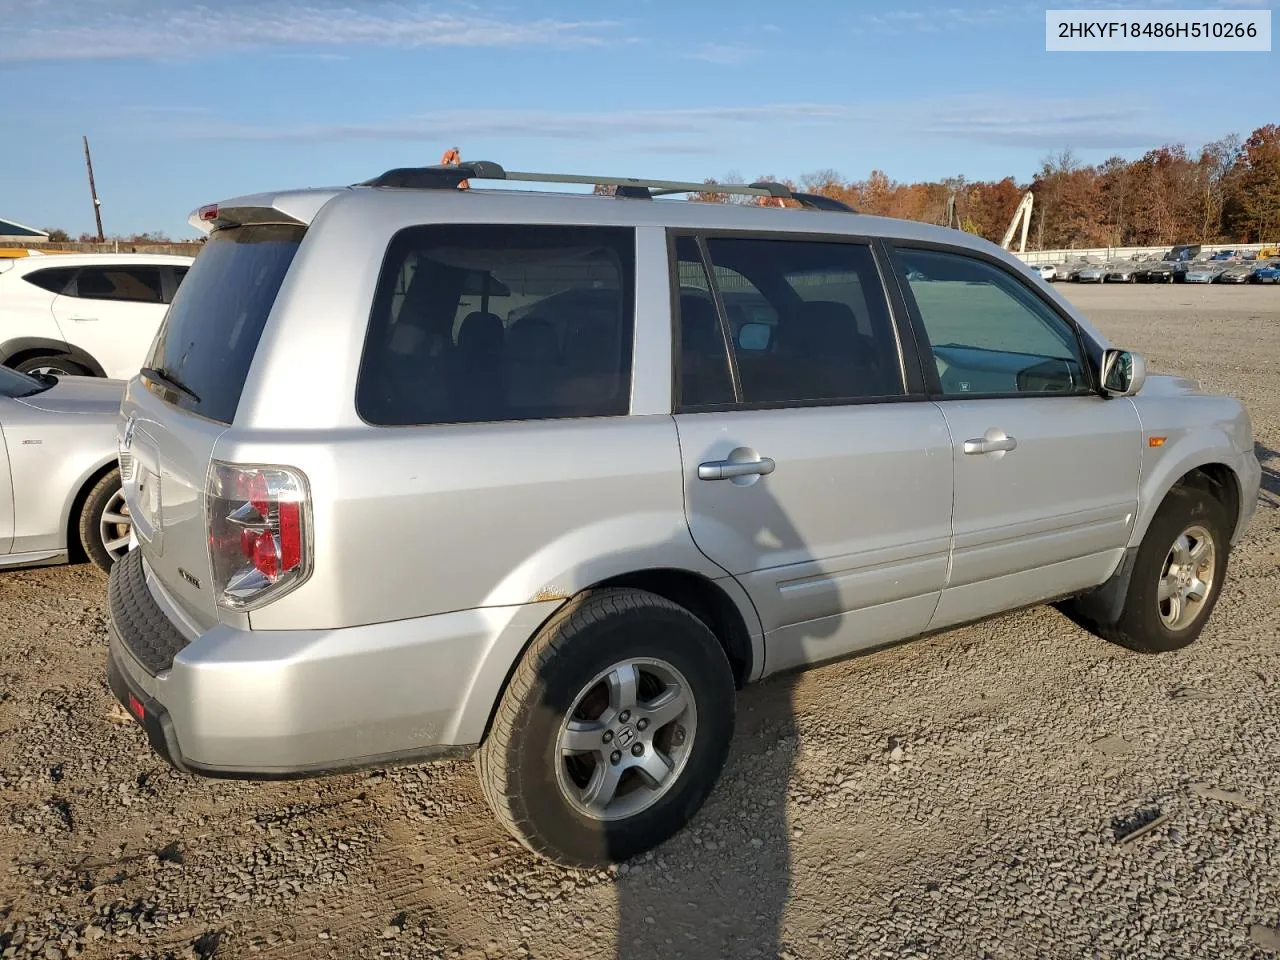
[71,317,99,322]
[963,435,1018,455]
[698,456,776,481]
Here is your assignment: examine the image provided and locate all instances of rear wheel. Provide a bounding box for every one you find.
[476,588,735,866]
[78,468,131,572]
[14,355,89,377]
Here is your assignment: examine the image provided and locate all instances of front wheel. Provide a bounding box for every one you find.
[476,588,735,866]
[1094,484,1231,653]
[78,468,131,572]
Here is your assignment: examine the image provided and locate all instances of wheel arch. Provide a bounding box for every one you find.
[0,337,107,377]
[1131,433,1249,550]
[457,567,763,747]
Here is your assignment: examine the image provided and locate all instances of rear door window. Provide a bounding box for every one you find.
[72,266,164,303]
[147,223,304,424]
[22,267,76,295]
[675,235,903,406]
[358,224,635,426]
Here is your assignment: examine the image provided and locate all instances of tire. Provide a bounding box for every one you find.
[78,468,131,572]
[1095,484,1231,653]
[14,355,89,377]
[475,587,736,866]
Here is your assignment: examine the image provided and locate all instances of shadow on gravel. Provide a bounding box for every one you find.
[1255,441,1280,503]
[605,471,839,960]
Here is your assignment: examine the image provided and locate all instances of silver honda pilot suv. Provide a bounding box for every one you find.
[106,162,1261,866]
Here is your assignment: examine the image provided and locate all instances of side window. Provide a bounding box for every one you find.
[674,236,734,407]
[73,266,164,304]
[169,266,189,303]
[22,267,76,295]
[358,224,634,426]
[897,248,1087,397]
[704,237,903,404]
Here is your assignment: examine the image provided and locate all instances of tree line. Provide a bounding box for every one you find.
[671,123,1280,250]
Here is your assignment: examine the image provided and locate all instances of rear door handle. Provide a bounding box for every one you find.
[963,436,1017,455]
[698,456,776,481]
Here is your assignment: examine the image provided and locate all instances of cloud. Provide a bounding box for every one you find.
[908,96,1172,149]
[0,0,623,62]
[681,43,760,65]
[167,96,1176,153]
[180,104,852,143]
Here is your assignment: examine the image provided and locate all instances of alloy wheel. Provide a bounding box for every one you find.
[1157,523,1216,631]
[555,658,697,822]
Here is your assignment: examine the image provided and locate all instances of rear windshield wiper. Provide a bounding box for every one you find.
[141,366,201,404]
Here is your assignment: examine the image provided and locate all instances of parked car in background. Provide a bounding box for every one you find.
[0,366,130,572]
[1166,244,1202,263]
[1030,263,1056,281]
[1208,250,1238,261]
[1252,260,1280,284]
[1076,262,1110,283]
[0,253,192,379]
[104,161,1260,867]
[1184,261,1227,284]
[1218,262,1257,284]
[1056,260,1087,281]
[1137,260,1176,283]
[1104,261,1140,283]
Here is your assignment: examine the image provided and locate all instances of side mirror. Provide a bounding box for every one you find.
[1101,349,1146,397]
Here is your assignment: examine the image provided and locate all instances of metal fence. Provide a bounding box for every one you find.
[13,240,205,257]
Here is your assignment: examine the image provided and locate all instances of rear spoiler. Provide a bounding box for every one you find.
[186,188,346,235]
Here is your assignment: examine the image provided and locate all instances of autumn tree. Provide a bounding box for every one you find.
[1232,125,1280,241]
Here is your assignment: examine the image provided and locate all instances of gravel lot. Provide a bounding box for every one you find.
[2,283,1278,960]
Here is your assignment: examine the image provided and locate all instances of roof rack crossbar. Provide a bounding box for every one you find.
[360,163,857,212]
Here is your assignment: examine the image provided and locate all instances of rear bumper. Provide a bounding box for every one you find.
[106,549,559,778]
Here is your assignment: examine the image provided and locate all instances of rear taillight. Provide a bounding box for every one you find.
[207,461,311,609]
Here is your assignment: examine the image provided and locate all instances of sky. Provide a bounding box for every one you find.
[1,0,1274,238]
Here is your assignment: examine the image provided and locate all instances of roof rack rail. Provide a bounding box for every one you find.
[359,163,857,213]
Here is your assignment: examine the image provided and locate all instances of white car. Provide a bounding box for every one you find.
[0,366,131,571]
[1028,263,1056,281]
[0,253,193,380]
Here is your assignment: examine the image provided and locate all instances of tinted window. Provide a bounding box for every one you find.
[702,237,902,404]
[74,266,163,303]
[898,248,1087,396]
[168,266,189,303]
[674,236,734,407]
[23,267,75,295]
[147,223,304,424]
[358,224,634,426]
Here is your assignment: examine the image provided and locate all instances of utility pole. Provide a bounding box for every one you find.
[83,135,105,242]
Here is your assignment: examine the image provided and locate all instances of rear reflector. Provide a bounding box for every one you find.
[198,204,219,222]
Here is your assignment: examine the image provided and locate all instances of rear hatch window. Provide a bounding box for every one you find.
[146,223,304,424]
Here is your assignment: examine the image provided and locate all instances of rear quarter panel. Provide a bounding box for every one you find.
[230,416,737,631]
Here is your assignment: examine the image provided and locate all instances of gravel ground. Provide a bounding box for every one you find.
[2,283,1278,960]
